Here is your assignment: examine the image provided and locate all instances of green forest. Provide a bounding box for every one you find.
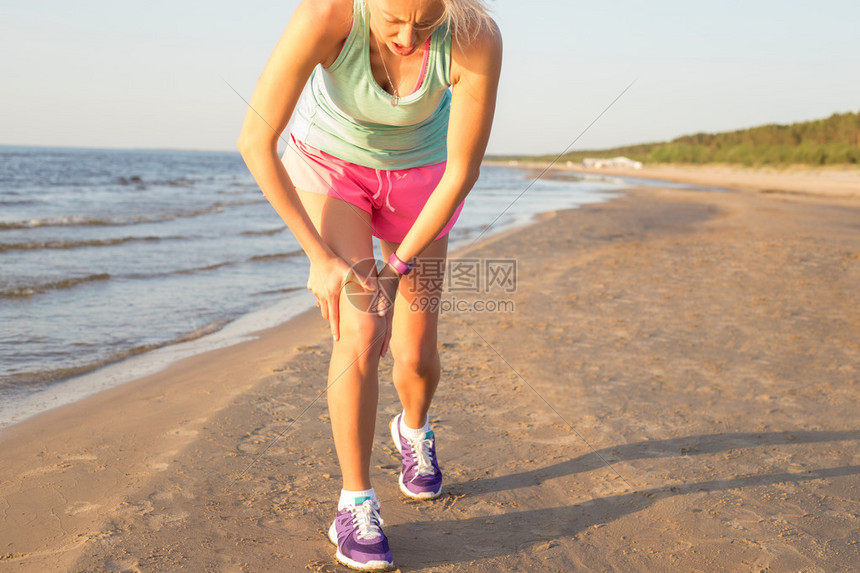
[497,111,860,167]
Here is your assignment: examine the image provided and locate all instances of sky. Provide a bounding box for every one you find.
[2,0,859,155]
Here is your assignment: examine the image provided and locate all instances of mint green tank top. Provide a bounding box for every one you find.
[289,0,452,170]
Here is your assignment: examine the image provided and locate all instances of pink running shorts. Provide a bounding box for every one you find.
[282,135,463,243]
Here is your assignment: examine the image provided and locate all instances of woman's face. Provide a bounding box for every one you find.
[368,0,445,56]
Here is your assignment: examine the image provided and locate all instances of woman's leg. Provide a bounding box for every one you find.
[380,235,449,429]
[297,189,385,491]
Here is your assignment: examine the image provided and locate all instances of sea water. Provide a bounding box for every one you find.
[0,146,624,427]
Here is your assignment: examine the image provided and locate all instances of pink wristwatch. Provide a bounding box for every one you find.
[388,252,414,275]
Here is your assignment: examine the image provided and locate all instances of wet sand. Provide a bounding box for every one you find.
[1,168,859,571]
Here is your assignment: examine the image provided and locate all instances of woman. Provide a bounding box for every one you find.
[238,0,501,568]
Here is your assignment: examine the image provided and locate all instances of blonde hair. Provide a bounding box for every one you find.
[438,0,495,47]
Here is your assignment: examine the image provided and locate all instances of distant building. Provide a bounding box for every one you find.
[582,156,643,170]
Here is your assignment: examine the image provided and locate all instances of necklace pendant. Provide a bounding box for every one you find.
[390,94,399,107]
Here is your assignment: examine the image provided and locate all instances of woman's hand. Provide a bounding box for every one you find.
[372,263,401,357]
[307,255,375,341]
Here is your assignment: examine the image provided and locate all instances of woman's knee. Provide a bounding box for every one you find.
[336,309,386,355]
[390,340,440,378]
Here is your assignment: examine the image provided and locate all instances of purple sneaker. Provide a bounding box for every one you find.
[327,497,394,571]
[390,414,443,499]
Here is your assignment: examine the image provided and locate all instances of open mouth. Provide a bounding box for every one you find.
[391,42,415,56]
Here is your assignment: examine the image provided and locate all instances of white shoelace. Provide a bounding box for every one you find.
[349,500,384,540]
[407,434,436,480]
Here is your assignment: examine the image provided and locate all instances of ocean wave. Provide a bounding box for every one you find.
[241,227,286,237]
[253,286,304,296]
[218,188,256,195]
[0,362,119,392]
[116,176,146,188]
[0,317,234,390]
[116,175,194,188]
[1,250,304,299]
[0,273,111,298]
[0,199,40,207]
[249,250,304,262]
[0,199,267,231]
[0,235,183,253]
[173,261,233,276]
[123,250,304,279]
[164,250,304,276]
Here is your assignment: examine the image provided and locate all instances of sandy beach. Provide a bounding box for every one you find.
[2,167,859,571]
[558,162,860,199]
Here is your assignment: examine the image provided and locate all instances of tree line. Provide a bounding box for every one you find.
[494,111,860,167]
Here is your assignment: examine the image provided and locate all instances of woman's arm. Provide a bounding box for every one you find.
[237,0,361,339]
[393,21,503,263]
[237,0,349,261]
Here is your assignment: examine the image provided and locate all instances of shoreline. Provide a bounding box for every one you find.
[2,167,859,570]
[0,292,317,431]
[488,160,860,199]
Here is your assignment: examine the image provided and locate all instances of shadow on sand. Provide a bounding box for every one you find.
[389,429,860,567]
